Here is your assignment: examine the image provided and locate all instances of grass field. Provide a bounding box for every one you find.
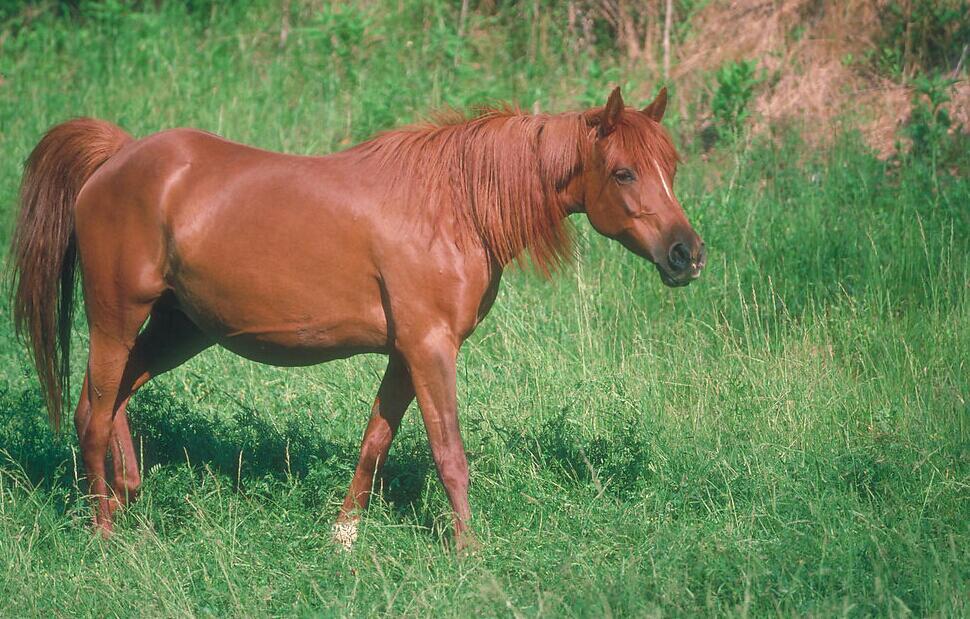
[0,2,968,616]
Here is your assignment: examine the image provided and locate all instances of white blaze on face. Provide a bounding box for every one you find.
[653,159,673,201]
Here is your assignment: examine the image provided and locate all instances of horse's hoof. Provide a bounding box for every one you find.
[107,496,123,518]
[92,519,113,540]
[332,519,358,552]
[454,530,482,556]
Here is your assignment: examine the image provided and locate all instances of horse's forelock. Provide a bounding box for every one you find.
[604,111,680,179]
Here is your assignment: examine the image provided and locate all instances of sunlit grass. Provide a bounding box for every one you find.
[0,2,967,616]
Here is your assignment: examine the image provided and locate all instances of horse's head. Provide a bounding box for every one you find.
[577,87,705,287]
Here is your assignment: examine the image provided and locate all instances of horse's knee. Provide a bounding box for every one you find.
[73,390,91,435]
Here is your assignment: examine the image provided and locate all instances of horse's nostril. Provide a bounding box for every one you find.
[668,242,691,271]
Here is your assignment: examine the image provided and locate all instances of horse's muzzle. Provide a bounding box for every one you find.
[660,241,706,287]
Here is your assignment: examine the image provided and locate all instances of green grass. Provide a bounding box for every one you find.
[1,2,968,616]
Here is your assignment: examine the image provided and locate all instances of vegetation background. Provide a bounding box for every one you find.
[0,0,967,616]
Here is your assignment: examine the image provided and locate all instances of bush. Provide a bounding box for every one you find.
[710,59,760,143]
[901,72,962,164]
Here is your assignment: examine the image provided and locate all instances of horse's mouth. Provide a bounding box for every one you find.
[657,263,703,288]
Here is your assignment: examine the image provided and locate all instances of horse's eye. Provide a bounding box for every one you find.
[613,168,636,184]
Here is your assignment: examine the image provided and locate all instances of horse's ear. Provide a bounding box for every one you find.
[598,87,624,137]
[642,87,668,122]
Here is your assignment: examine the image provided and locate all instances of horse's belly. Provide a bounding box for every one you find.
[215,325,387,367]
[161,168,391,366]
[170,263,389,367]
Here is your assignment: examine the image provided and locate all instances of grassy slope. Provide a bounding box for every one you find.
[0,3,967,616]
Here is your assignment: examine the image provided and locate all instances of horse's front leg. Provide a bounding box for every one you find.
[333,354,414,550]
[400,334,476,551]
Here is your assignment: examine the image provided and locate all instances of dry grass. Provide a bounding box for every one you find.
[673,0,967,156]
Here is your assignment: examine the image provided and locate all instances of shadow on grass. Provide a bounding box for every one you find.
[497,407,653,501]
[0,387,76,486]
[131,384,436,517]
[0,383,433,517]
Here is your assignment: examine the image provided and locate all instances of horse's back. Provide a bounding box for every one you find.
[75,127,391,362]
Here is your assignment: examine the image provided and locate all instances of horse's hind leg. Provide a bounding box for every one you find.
[74,372,141,516]
[107,305,212,512]
[108,401,138,511]
[78,301,155,534]
[78,300,212,530]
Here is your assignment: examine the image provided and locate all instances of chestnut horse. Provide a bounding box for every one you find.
[10,86,704,550]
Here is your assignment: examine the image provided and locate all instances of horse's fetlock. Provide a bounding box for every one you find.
[437,461,469,491]
[116,475,141,497]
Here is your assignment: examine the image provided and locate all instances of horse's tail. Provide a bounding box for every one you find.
[9,118,132,431]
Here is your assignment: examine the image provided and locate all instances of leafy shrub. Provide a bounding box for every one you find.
[711,59,760,142]
[901,72,962,163]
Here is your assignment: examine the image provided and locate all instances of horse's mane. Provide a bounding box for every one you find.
[349,104,678,273]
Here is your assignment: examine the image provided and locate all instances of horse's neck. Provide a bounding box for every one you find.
[341,112,582,271]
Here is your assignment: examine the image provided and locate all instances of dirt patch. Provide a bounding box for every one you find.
[671,0,967,156]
